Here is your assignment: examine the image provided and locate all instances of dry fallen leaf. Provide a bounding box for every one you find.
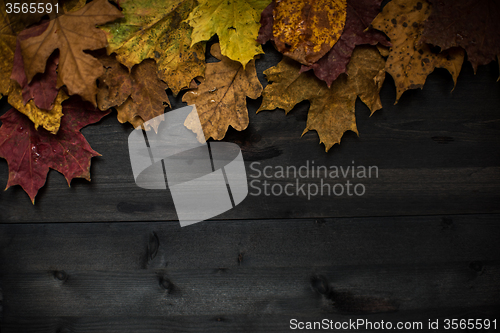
[371,0,464,102]
[115,59,170,132]
[300,0,390,86]
[272,0,347,66]
[0,97,109,203]
[100,0,206,95]
[19,0,123,105]
[185,0,271,67]
[7,81,69,134]
[0,5,17,97]
[258,46,385,152]
[11,22,59,110]
[421,0,500,73]
[183,43,263,140]
[96,54,133,111]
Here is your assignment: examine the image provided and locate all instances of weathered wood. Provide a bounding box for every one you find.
[1,215,499,271]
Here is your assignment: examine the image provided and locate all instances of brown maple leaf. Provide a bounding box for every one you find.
[11,21,59,110]
[421,0,500,73]
[272,0,347,66]
[182,43,263,140]
[0,97,109,203]
[258,46,385,152]
[115,59,170,132]
[371,0,464,102]
[19,0,123,106]
[96,54,133,111]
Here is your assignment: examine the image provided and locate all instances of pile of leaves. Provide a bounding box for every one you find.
[0,0,499,202]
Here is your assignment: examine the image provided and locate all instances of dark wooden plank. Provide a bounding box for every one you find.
[1,215,499,271]
[0,46,499,223]
[1,262,499,317]
[2,307,500,333]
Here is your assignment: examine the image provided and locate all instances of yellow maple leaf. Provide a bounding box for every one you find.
[185,0,271,68]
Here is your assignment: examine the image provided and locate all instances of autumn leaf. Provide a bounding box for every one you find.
[100,0,205,95]
[11,22,59,110]
[272,0,346,66]
[300,0,390,86]
[19,0,123,105]
[182,43,262,140]
[96,54,132,111]
[115,59,170,132]
[256,0,275,45]
[0,5,17,97]
[371,0,464,102]
[7,81,69,134]
[421,0,500,73]
[185,0,271,67]
[258,46,385,152]
[0,97,109,203]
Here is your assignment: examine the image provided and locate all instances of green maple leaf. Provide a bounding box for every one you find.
[100,0,205,95]
[185,0,271,67]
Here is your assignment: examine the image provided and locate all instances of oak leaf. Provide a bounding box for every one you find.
[11,22,59,110]
[0,97,109,203]
[258,46,385,152]
[421,0,500,73]
[19,0,123,105]
[185,0,271,67]
[100,0,205,95]
[371,0,464,102]
[272,0,346,66]
[182,43,263,140]
[115,59,170,132]
[300,0,390,86]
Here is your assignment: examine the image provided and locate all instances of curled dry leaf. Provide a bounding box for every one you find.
[185,0,271,68]
[300,0,390,86]
[0,97,109,203]
[183,43,263,140]
[272,0,347,66]
[421,0,500,73]
[11,21,59,110]
[258,46,385,152]
[371,0,464,103]
[115,59,170,132]
[100,0,205,95]
[19,0,123,105]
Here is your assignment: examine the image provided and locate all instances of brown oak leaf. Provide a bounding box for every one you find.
[11,21,59,110]
[272,0,347,66]
[421,0,500,73]
[0,97,109,203]
[258,45,385,152]
[19,0,123,106]
[183,43,263,140]
[371,0,464,102]
[300,0,390,86]
[115,59,170,132]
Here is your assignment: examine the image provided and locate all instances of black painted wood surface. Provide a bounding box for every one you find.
[1,36,500,332]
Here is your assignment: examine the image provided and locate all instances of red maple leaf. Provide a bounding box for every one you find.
[0,98,109,203]
[11,21,59,110]
[301,0,390,86]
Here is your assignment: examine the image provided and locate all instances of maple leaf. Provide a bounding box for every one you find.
[0,4,17,97]
[19,0,123,105]
[96,54,132,111]
[182,43,263,140]
[256,0,275,45]
[371,0,464,102]
[11,22,59,110]
[0,97,109,203]
[100,0,205,95]
[7,81,69,134]
[185,0,271,67]
[421,0,500,73]
[272,0,347,66]
[115,59,170,132]
[258,45,386,152]
[300,0,390,86]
